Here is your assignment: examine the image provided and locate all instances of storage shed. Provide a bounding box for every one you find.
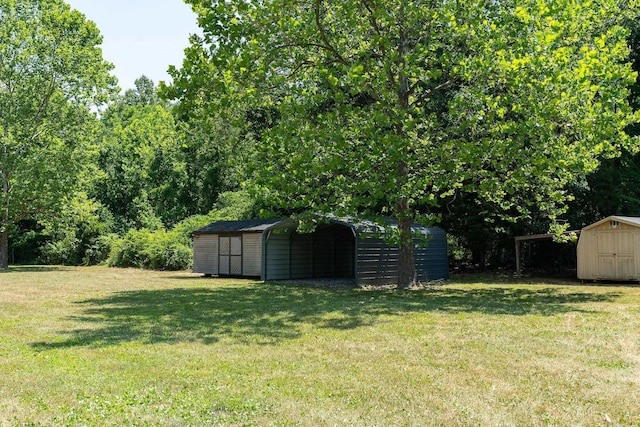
[577,216,640,281]
[192,216,449,285]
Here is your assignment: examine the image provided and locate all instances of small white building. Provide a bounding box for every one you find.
[577,216,640,281]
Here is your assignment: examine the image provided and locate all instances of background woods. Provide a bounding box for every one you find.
[3,0,640,274]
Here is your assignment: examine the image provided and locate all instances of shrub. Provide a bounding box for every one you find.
[108,229,152,268]
[39,194,115,266]
[108,228,192,271]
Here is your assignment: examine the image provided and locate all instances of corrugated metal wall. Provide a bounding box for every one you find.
[193,234,219,275]
[264,231,291,280]
[242,233,262,277]
[264,224,356,281]
[194,233,263,277]
[195,221,449,284]
[356,229,448,285]
[291,233,313,279]
[356,237,397,285]
[415,229,449,282]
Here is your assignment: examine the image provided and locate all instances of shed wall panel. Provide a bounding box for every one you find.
[193,235,219,275]
[357,238,399,285]
[416,232,449,281]
[291,233,313,279]
[265,232,291,280]
[242,233,262,277]
[356,232,448,285]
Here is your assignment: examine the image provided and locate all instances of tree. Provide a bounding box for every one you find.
[97,77,188,230]
[172,0,639,287]
[161,68,262,217]
[565,9,640,228]
[0,0,115,268]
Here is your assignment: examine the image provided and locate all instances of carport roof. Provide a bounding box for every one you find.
[193,215,444,236]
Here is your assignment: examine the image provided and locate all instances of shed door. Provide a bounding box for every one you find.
[596,231,636,279]
[219,235,243,275]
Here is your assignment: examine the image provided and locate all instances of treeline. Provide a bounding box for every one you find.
[8,76,255,270]
[10,62,640,270]
[3,0,640,273]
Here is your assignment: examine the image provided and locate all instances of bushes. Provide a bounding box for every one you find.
[37,194,115,266]
[27,190,255,270]
[107,228,192,271]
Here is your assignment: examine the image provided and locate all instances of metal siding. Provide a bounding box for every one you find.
[265,232,291,280]
[242,233,262,277]
[356,228,448,285]
[415,230,449,281]
[356,238,399,285]
[291,233,313,279]
[193,234,219,275]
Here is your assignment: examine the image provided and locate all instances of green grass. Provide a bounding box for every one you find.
[1,266,639,426]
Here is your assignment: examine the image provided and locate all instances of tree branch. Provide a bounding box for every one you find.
[314,0,349,66]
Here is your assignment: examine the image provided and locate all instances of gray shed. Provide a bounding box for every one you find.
[192,216,449,285]
[577,215,640,281]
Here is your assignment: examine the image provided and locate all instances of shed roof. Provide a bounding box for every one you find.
[582,215,640,231]
[193,218,286,234]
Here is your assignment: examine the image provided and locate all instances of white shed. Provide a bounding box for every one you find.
[577,216,640,281]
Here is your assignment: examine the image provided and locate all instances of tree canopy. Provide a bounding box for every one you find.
[0,0,116,268]
[168,0,639,286]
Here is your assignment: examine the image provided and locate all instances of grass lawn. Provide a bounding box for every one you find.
[1,266,639,426]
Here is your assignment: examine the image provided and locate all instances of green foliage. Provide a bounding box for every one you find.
[96,82,189,229]
[107,228,192,271]
[38,193,114,265]
[173,0,639,284]
[208,190,255,221]
[0,0,116,267]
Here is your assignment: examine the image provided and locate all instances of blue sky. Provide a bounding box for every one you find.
[65,0,201,91]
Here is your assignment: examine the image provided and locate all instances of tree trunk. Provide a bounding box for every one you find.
[1,150,7,269]
[0,227,8,269]
[394,10,417,288]
[397,198,417,288]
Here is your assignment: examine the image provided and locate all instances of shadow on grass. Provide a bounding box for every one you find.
[32,284,621,350]
[2,265,71,273]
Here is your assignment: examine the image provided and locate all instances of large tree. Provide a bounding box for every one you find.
[0,0,115,268]
[171,0,639,286]
[97,76,190,230]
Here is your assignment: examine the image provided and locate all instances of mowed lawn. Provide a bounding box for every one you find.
[1,267,639,426]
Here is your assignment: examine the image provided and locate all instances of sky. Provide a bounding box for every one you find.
[65,0,202,91]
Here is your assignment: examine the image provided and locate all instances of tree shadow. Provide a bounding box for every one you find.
[31,283,621,350]
[1,265,71,273]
